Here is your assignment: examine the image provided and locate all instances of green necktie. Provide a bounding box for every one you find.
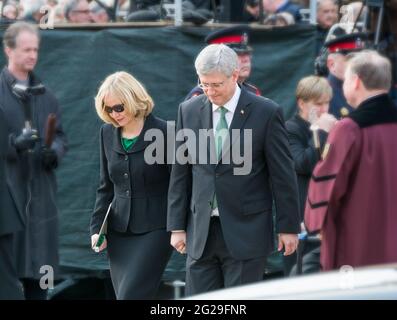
[215,106,229,159]
[212,106,228,210]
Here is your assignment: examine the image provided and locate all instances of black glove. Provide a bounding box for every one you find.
[40,146,58,170]
[11,129,39,152]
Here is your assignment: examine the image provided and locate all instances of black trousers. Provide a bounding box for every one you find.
[21,278,48,300]
[0,234,24,300]
[185,217,267,296]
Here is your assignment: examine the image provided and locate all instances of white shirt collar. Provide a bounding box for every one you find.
[212,84,241,114]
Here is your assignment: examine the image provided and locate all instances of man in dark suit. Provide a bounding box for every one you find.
[167,44,300,296]
[0,108,24,300]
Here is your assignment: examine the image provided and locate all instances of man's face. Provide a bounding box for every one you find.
[237,53,252,83]
[343,65,359,108]
[6,31,39,74]
[69,0,92,23]
[199,70,239,106]
[317,0,338,29]
[328,53,348,80]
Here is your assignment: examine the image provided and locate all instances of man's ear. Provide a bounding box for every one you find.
[232,69,239,82]
[326,55,334,71]
[353,74,361,90]
[4,47,11,59]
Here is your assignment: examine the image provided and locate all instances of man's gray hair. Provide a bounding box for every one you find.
[347,50,392,91]
[3,22,40,50]
[195,44,238,77]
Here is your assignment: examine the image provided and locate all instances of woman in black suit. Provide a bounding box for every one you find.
[284,75,336,275]
[90,71,172,299]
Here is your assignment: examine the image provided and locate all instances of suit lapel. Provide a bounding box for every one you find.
[200,97,217,162]
[111,114,155,154]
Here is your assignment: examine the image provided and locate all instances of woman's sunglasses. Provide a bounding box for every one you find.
[104,103,125,114]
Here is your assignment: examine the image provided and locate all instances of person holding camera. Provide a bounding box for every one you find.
[0,22,67,300]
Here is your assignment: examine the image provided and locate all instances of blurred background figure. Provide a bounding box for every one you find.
[315,0,338,55]
[64,0,92,23]
[285,76,336,276]
[325,32,367,118]
[263,11,295,26]
[316,0,338,32]
[23,0,47,23]
[0,21,68,300]
[0,108,25,300]
[261,0,303,23]
[3,2,19,20]
[89,1,110,23]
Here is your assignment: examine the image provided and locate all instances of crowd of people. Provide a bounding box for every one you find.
[0,0,364,26]
[0,0,396,301]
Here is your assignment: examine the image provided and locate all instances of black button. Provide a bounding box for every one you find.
[125,190,130,196]
[124,155,128,161]
[215,173,220,178]
[124,173,129,179]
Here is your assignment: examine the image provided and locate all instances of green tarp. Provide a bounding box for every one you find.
[0,25,317,278]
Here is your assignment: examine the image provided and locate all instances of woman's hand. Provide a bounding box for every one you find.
[91,233,107,253]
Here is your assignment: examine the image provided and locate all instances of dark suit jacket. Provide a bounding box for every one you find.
[90,114,171,235]
[285,114,328,222]
[167,88,300,260]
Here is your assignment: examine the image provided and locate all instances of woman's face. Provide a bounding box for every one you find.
[103,94,133,127]
[298,95,330,122]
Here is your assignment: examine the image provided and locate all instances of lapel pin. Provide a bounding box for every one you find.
[240,110,245,115]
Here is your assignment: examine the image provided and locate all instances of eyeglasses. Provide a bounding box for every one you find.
[104,103,125,114]
[198,81,226,90]
[72,10,90,14]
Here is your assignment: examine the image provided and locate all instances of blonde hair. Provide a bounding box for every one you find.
[296,75,332,102]
[95,71,154,127]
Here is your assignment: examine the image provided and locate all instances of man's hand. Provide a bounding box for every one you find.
[41,146,58,170]
[278,233,299,256]
[12,129,39,152]
[171,231,186,254]
[91,233,107,253]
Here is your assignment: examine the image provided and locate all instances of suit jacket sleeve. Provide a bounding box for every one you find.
[304,120,361,232]
[90,126,114,236]
[265,107,300,234]
[167,103,192,232]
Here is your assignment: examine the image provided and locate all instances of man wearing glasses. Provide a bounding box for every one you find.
[168,44,300,296]
[185,25,261,100]
[65,0,93,23]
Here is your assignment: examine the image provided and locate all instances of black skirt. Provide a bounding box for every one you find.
[106,228,172,299]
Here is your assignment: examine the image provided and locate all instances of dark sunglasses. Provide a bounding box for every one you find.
[104,103,125,114]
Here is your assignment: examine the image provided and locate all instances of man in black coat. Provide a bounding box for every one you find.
[0,22,67,299]
[167,44,300,296]
[0,108,24,300]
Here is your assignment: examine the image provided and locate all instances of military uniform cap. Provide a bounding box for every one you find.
[205,25,252,54]
[324,32,368,54]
